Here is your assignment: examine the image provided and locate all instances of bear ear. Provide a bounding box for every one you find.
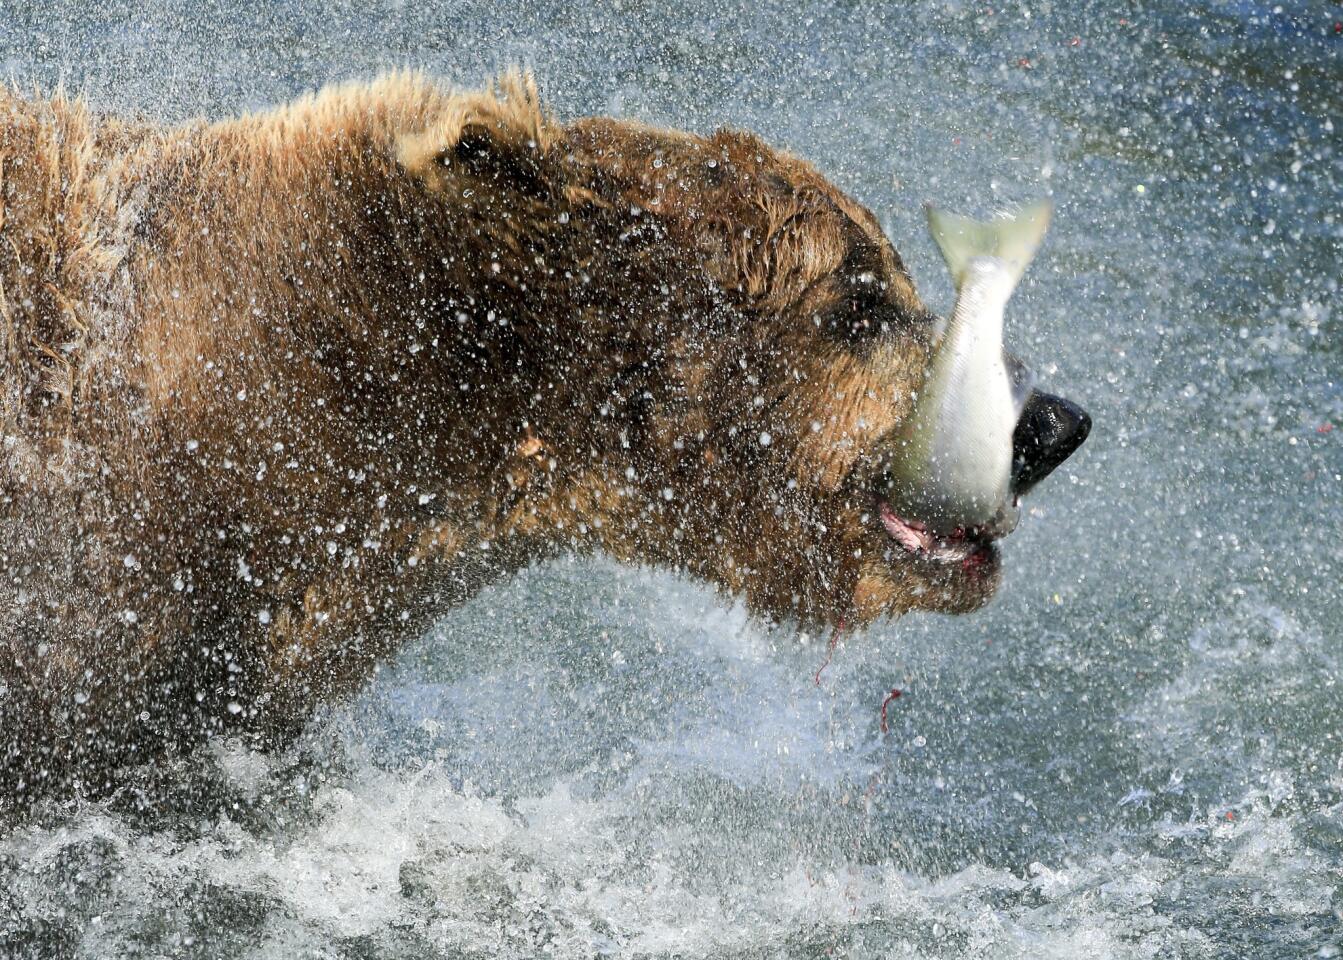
[446,121,549,198]
[395,72,555,200]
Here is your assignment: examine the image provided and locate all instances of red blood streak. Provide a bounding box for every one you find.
[879,688,902,733]
[1318,422,1334,434]
[813,616,846,686]
[962,548,990,574]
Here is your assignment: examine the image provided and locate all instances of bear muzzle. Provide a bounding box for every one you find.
[1010,390,1092,497]
[872,388,1089,566]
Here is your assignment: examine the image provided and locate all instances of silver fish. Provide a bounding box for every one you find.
[884,199,1052,535]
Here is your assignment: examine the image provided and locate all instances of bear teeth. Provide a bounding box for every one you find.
[877,500,985,564]
[879,501,931,553]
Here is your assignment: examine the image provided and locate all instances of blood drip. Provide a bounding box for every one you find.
[813,616,846,685]
[879,688,903,733]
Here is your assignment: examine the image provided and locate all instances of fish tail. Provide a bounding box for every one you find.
[925,199,1052,289]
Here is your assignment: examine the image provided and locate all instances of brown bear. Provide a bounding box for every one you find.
[0,72,1087,808]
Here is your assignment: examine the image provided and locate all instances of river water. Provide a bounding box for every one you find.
[1,1,1340,956]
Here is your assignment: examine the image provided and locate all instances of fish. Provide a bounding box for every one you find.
[883,199,1052,536]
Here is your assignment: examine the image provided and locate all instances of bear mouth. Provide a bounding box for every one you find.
[875,498,1000,572]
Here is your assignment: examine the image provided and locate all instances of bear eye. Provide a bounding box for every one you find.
[842,243,889,298]
[814,234,903,343]
[822,282,895,343]
[848,281,887,315]
[850,271,889,307]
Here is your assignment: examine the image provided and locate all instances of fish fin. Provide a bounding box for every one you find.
[1005,352,1037,419]
[925,199,1052,289]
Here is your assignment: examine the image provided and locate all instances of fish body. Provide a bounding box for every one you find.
[885,200,1051,534]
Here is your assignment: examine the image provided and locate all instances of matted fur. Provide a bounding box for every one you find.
[0,73,998,807]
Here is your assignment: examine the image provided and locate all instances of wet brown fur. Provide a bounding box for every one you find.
[0,73,999,805]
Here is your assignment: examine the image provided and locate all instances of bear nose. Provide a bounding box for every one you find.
[1011,391,1091,497]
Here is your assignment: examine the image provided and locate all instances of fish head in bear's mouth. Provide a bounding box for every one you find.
[868,388,1091,574]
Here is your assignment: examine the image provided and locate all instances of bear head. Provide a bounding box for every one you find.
[388,74,1088,631]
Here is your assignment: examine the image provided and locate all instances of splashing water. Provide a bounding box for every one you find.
[1,1,1340,957]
